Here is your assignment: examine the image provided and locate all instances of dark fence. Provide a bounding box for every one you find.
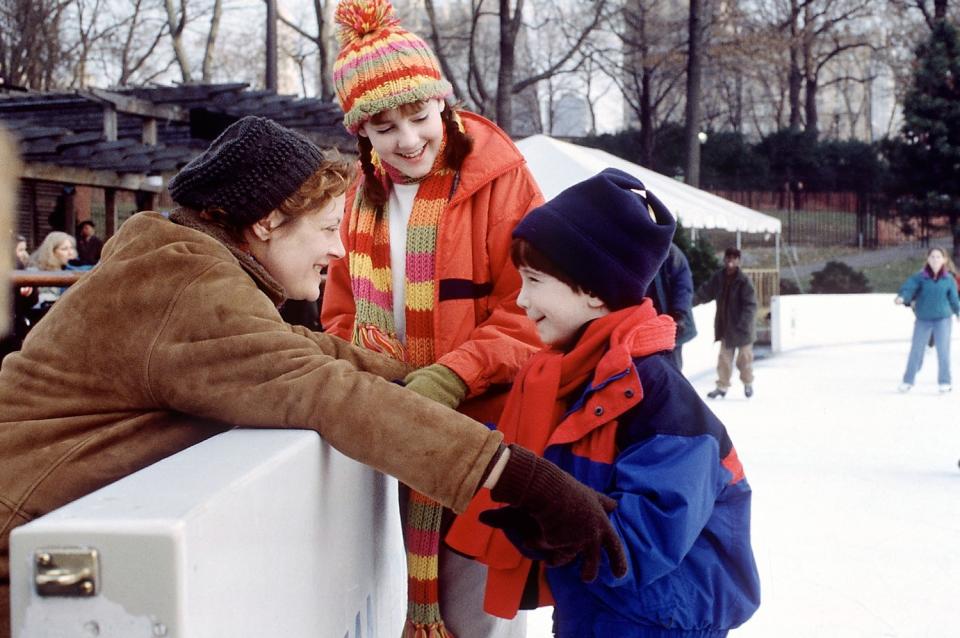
[710,190,953,248]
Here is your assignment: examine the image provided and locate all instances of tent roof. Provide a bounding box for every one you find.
[516,135,782,235]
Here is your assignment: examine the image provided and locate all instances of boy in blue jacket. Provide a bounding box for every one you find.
[469,168,760,637]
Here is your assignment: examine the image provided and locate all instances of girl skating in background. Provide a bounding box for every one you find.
[895,246,960,393]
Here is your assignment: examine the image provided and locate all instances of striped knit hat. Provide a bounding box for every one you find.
[333,0,453,134]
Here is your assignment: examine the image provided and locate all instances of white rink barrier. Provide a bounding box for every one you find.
[8,296,920,637]
[9,429,405,638]
[677,301,721,381]
[771,293,916,353]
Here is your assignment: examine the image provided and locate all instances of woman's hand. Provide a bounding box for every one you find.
[894,296,904,305]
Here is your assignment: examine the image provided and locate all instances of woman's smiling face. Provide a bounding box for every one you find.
[359,99,445,179]
[244,194,346,302]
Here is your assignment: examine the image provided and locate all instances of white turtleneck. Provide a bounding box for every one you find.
[388,182,420,343]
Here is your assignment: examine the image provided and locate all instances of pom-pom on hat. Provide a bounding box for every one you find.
[512,168,677,310]
[168,116,324,228]
[333,0,452,134]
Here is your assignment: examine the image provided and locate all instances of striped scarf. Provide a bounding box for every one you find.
[348,122,458,638]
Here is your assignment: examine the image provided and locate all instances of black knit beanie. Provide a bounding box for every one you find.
[168,116,324,227]
[512,168,676,310]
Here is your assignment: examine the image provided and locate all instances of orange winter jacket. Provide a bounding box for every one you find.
[322,111,545,424]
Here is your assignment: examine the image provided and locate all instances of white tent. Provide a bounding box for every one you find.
[516,135,782,236]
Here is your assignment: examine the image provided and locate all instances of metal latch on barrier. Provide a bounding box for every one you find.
[34,548,99,597]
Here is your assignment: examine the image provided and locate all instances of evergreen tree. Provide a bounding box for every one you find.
[885,20,960,260]
[809,261,872,294]
[674,220,720,289]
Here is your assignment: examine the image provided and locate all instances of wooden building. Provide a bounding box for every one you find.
[0,83,352,249]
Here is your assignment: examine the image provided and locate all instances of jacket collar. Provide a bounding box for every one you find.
[448,111,528,206]
[169,207,286,306]
[548,305,675,447]
[548,358,642,448]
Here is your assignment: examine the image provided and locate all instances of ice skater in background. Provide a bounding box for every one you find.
[895,246,960,394]
[694,247,758,399]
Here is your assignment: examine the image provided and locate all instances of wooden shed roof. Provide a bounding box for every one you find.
[0,83,353,189]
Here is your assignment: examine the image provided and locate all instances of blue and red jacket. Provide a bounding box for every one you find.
[541,352,760,637]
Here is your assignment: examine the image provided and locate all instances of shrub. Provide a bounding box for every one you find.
[673,221,721,289]
[809,261,872,293]
[779,278,801,295]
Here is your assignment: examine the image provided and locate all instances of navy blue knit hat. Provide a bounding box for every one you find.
[168,116,324,227]
[513,168,676,310]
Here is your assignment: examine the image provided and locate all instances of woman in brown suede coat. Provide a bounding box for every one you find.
[0,117,625,636]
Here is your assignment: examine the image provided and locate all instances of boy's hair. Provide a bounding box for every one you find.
[724,247,741,259]
[275,158,354,220]
[357,102,473,208]
[510,237,592,296]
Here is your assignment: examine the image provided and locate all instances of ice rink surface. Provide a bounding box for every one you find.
[528,338,960,637]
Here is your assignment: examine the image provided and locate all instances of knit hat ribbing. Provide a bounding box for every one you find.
[167,116,324,227]
[333,0,452,134]
[513,168,676,310]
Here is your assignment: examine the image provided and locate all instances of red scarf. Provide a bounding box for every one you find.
[446,301,677,618]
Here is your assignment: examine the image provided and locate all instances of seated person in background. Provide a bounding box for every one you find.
[452,169,760,637]
[26,231,78,322]
[14,235,29,269]
[1,235,37,360]
[74,220,104,266]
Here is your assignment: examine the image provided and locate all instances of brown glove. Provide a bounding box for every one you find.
[481,444,628,582]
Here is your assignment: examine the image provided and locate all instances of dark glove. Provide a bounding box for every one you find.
[403,363,468,410]
[481,444,628,582]
[668,309,686,332]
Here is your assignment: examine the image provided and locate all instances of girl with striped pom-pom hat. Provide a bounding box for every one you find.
[323,0,544,636]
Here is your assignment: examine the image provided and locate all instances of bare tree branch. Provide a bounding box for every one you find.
[202,0,223,82]
[512,0,607,94]
[164,0,192,82]
[424,0,466,100]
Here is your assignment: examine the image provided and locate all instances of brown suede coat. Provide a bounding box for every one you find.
[0,210,502,635]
